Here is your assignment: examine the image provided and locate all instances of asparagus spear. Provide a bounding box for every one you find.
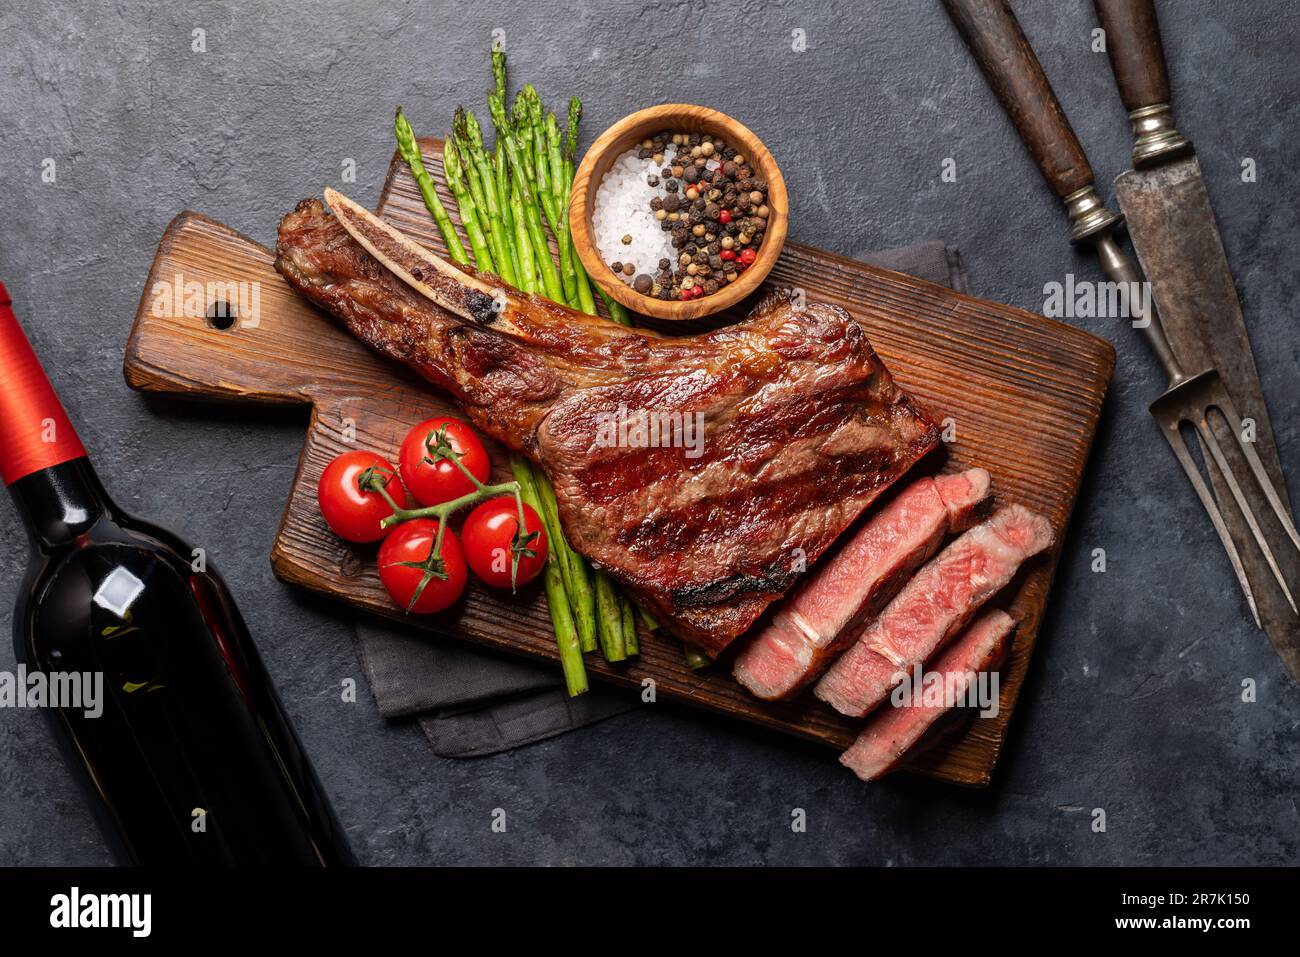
[562,100,599,316]
[523,86,551,201]
[395,108,468,265]
[535,473,598,653]
[495,140,523,285]
[508,176,538,295]
[511,458,586,695]
[491,47,507,101]
[594,572,626,662]
[442,139,495,273]
[621,597,639,656]
[544,111,578,306]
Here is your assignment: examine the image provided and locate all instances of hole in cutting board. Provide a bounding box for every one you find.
[205,300,237,330]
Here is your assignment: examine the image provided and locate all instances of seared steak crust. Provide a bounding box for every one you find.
[275,199,940,654]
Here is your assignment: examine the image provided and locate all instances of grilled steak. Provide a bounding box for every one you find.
[275,194,940,654]
[839,609,1014,781]
[733,468,991,700]
[815,504,1052,716]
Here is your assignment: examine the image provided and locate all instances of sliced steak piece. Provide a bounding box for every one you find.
[839,609,1014,781]
[814,504,1052,717]
[275,195,941,655]
[733,468,991,700]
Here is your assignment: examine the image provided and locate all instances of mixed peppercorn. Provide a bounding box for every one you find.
[610,129,770,301]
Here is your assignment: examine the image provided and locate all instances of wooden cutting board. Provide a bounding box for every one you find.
[123,138,1114,786]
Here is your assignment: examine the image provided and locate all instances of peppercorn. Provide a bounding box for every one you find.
[705,203,720,220]
[655,209,667,221]
[692,224,705,237]
[704,279,719,294]
[633,274,653,294]
[683,166,699,184]
[622,262,635,276]
[662,193,680,212]
[709,254,723,270]
[621,234,633,245]
[671,165,684,177]
[659,258,671,271]
[664,179,678,193]
[647,175,659,187]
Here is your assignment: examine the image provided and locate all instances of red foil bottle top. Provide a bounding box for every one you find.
[0,281,88,485]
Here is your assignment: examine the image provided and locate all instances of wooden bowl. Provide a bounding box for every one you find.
[570,104,788,322]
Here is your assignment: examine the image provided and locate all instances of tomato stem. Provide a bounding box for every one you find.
[380,479,521,530]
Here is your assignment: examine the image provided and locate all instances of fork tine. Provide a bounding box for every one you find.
[1211,392,1300,553]
[1158,420,1262,627]
[1196,417,1299,615]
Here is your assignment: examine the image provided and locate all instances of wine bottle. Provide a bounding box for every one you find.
[1,281,354,865]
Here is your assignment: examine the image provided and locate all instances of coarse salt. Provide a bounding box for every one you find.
[591,145,677,290]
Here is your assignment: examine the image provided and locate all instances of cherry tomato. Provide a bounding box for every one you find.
[377,519,468,613]
[399,417,490,507]
[461,497,549,590]
[317,450,409,543]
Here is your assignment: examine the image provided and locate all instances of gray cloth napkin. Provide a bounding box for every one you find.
[355,240,968,757]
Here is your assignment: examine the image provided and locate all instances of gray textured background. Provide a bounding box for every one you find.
[1,0,1297,866]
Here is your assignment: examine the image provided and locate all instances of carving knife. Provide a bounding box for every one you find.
[1095,0,1300,680]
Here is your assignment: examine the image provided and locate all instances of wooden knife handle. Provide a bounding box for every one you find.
[942,0,1094,199]
[1094,0,1190,165]
[1094,0,1169,111]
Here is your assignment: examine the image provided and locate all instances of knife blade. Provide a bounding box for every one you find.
[1096,0,1300,681]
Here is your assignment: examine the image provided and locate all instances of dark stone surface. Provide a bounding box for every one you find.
[0,0,1296,866]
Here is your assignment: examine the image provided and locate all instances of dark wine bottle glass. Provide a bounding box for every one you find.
[1,281,353,866]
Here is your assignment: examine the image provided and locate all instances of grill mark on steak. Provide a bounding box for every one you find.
[275,197,941,654]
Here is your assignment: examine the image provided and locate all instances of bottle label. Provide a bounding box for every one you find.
[0,281,88,484]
